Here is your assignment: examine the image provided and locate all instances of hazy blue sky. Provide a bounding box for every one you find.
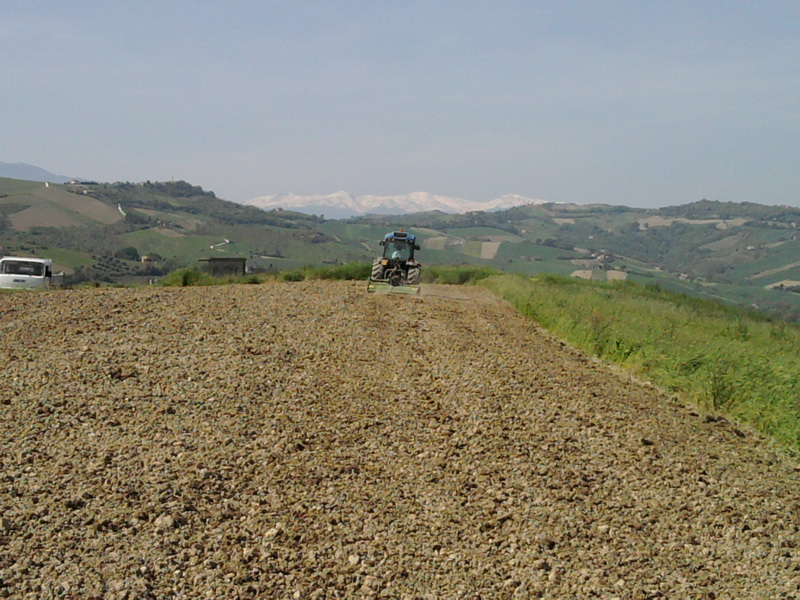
[2,1,798,207]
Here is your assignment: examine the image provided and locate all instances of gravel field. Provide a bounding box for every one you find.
[1,281,799,599]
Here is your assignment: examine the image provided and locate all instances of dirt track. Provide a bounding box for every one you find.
[1,281,799,599]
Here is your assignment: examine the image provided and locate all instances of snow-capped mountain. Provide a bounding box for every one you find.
[241,191,547,218]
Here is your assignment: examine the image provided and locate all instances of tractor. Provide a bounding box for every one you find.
[366,230,422,294]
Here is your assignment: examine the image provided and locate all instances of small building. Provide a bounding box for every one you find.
[198,257,246,277]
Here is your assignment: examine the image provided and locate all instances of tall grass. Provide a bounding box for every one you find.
[422,265,501,285]
[278,263,370,282]
[159,267,267,287]
[279,263,499,284]
[160,263,371,286]
[160,263,497,287]
[481,273,800,452]
[280,263,499,284]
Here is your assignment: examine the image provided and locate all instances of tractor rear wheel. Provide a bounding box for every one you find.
[371,259,384,280]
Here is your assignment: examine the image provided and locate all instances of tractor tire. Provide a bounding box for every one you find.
[406,267,421,285]
[371,259,384,280]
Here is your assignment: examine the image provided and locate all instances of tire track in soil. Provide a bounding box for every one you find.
[1,281,799,599]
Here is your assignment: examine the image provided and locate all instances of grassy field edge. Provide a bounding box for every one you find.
[479,273,800,454]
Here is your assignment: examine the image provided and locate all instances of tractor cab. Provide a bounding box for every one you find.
[380,231,419,262]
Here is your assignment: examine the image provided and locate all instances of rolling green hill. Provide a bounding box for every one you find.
[3,176,800,320]
[0,178,369,280]
[335,200,800,319]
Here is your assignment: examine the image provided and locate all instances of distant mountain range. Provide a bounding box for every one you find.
[242,191,547,218]
[0,162,74,183]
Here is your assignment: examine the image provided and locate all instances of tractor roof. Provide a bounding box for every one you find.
[384,231,416,243]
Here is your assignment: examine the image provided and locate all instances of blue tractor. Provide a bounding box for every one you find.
[367,230,422,293]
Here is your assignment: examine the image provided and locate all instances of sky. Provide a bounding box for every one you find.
[2,1,799,207]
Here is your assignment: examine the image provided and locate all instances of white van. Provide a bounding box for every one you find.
[0,257,55,290]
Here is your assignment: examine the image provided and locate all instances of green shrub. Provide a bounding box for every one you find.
[160,267,216,287]
[281,270,306,282]
[315,263,371,280]
[279,262,370,282]
[423,265,500,285]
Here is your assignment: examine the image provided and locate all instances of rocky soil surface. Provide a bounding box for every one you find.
[1,281,799,599]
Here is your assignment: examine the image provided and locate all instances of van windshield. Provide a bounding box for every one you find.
[1,260,45,276]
